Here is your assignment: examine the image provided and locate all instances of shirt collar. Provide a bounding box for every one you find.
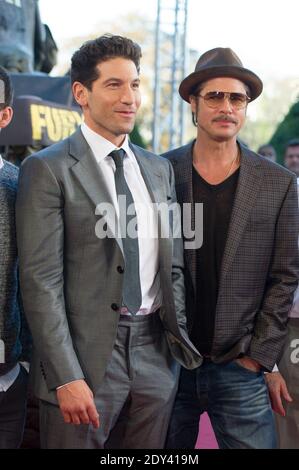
[0,155,3,171]
[81,122,132,164]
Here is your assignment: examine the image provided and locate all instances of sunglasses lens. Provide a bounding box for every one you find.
[201,91,249,109]
[230,93,248,108]
[204,91,225,107]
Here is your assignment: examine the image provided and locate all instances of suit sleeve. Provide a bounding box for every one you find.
[248,175,299,370]
[16,156,85,390]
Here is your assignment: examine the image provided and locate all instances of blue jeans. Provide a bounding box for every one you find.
[166,360,277,449]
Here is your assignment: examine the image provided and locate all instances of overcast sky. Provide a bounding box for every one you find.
[39,0,298,81]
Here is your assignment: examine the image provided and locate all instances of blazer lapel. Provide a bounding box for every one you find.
[68,128,124,254]
[219,146,263,282]
[170,143,196,294]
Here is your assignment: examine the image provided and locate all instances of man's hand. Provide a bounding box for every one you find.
[235,355,262,372]
[56,379,100,428]
[264,371,292,416]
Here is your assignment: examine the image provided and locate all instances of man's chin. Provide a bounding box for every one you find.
[214,133,237,143]
[116,125,135,136]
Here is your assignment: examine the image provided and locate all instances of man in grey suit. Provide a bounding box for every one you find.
[16,34,201,449]
[164,48,299,449]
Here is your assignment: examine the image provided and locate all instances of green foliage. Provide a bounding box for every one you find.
[240,78,299,155]
[239,117,273,150]
[130,123,147,149]
[270,101,299,164]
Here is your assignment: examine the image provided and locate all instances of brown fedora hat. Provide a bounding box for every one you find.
[179,47,263,103]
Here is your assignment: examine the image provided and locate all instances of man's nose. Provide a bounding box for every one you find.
[219,94,233,112]
[120,86,134,104]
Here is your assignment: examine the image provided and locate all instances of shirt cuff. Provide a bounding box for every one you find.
[56,379,83,390]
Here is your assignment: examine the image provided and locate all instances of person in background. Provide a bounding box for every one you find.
[0,65,31,449]
[257,144,277,162]
[284,138,299,177]
[265,148,299,448]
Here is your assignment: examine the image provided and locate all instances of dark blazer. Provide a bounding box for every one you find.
[163,141,299,370]
[16,129,201,404]
[0,161,31,376]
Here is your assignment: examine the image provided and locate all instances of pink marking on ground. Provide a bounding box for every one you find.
[196,412,219,449]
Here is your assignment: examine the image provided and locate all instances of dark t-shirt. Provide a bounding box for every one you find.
[191,165,240,354]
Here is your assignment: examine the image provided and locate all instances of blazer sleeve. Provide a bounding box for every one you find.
[248,174,299,370]
[16,155,85,390]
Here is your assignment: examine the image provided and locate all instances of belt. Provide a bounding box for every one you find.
[119,308,160,322]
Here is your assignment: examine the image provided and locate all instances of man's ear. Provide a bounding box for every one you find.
[190,95,197,114]
[72,81,88,107]
[0,106,13,129]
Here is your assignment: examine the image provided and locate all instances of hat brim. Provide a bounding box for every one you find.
[179,65,263,103]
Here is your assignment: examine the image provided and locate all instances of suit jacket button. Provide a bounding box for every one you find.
[111,303,119,311]
[117,266,124,274]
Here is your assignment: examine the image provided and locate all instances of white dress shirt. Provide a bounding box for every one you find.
[81,123,162,315]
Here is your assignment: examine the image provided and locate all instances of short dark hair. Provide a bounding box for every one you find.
[258,144,273,152]
[71,34,142,90]
[0,65,13,109]
[257,144,276,154]
[285,138,299,151]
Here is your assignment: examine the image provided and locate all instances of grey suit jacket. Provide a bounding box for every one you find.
[163,142,299,371]
[16,129,201,404]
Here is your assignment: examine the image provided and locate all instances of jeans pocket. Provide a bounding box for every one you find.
[231,360,262,376]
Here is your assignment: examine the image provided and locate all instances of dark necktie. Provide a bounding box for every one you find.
[109,149,142,314]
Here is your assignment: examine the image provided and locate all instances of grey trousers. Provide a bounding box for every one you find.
[40,313,179,449]
[0,365,28,449]
[276,318,299,449]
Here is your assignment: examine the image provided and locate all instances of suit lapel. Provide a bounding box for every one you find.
[219,146,263,282]
[68,128,124,254]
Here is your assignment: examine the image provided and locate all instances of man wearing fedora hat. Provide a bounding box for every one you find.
[163,47,299,449]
